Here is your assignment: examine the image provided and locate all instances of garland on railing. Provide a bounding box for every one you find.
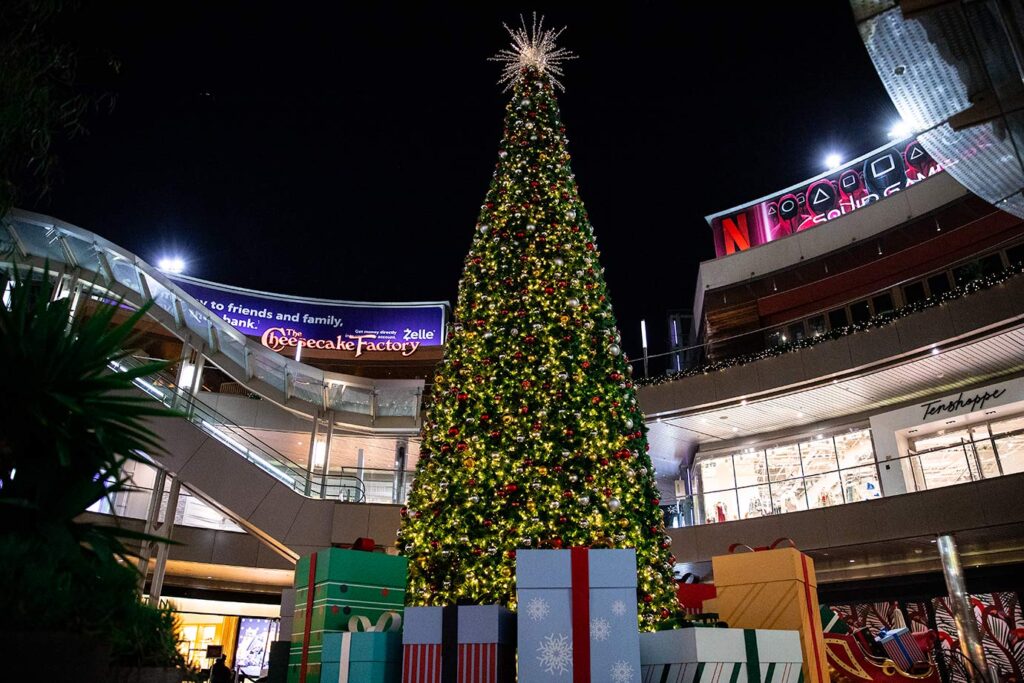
[637,259,1024,387]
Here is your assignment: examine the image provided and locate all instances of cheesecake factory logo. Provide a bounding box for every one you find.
[260,327,427,357]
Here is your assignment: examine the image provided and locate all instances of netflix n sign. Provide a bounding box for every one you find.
[706,138,943,258]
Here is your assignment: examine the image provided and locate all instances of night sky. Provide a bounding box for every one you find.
[31,2,897,364]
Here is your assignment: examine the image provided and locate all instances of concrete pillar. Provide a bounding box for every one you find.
[937,534,990,682]
[137,468,168,593]
[319,411,334,498]
[148,476,182,607]
[304,416,320,497]
[393,440,408,504]
[356,447,365,502]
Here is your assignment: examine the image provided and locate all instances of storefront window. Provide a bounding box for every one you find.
[767,444,802,482]
[770,478,808,514]
[734,450,769,486]
[702,489,739,523]
[993,433,1024,475]
[805,472,842,508]
[737,485,772,519]
[800,437,838,475]
[913,445,974,489]
[841,466,881,502]
[691,426,878,524]
[836,430,874,468]
[696,455,735,492]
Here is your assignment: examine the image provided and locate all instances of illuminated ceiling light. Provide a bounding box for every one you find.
[731,427,739,433]
[825,153,843,170]
[888,120,914,140]
[931,347,940,355]
[157,256,186,274]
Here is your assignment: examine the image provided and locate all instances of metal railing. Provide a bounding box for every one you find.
[1,209,424,428]
[111,354,367,501]
[670,441,1023,529]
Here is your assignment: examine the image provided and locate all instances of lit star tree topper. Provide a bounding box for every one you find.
[397,16,678,627]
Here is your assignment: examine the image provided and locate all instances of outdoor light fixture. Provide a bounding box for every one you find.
[157,256,186,274]
[825,153,843,170]
[888,120,913,140]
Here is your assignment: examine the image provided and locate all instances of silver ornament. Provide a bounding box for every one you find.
[479,224,489,233]
[608,497,621,511]
[521,98,531,107]
[567,209,577,220]
[625,419,633,429]
[567,297,580,308]
[608,343,621,356]
[579,495,590,505]
[553,257,564,266]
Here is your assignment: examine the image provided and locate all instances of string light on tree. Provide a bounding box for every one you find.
[398,16,677,627]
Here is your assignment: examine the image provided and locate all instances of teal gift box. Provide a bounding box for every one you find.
[321,630,402,683]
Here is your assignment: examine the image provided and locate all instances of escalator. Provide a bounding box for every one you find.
[1,208,420,562]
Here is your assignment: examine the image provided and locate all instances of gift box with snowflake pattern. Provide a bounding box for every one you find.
[516,548,642,683]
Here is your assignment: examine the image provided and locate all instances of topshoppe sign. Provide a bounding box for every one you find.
[170,275,446,358]
[706,137,943,258]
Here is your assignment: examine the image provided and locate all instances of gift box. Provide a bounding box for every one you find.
[707,539,829,683]
[819,606,850,635]
[401,604,516,683]
[321,613,403,683]
[878,627,926,672]
[516,547,642,683]
[640,627,803,683]
[677,573,718,615]
[288,548,408,683]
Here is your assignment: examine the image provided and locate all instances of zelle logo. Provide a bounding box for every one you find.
[920,388,1008,420]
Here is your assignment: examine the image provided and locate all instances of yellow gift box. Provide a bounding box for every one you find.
[706,540,830,683]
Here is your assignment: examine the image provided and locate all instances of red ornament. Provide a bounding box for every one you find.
[505,483,518,493]
[521,380,531,389]
[448,427,460,436]
[591,396,601,404]
[582,361,590,369]
[661,608,671,619]
[585,475,594,482]
[562,490,573,498]
[457,392,469,401]
[652,498,660,506]
[565,428,574,436]
[643,594,654,603]
[551,538,563,549]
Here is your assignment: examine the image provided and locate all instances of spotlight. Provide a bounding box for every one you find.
[825,153,843,171]
[157,256,186,274]
[888,120,913,140]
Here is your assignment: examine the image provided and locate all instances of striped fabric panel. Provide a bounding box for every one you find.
[458,642,497,683]
[403,643,442,683]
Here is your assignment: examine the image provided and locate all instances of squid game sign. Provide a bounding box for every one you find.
[706,137,943,258]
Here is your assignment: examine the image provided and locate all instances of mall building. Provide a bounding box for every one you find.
[3,126,1024,676]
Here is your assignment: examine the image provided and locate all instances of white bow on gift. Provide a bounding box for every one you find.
[336,611,403,683]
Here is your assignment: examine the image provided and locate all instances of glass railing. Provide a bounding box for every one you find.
[671,441,1024,529]
[2,210,424,425]
[110,354,366,501]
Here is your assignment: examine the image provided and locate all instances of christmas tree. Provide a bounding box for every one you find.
[398,17,677,627]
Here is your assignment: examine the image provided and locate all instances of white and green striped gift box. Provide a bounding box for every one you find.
[640,628,803,683]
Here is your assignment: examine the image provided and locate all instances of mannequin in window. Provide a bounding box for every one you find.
[715,501,727,523]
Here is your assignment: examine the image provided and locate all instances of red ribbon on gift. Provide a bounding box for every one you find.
[727,537,795,553]
[570,546,591,683]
